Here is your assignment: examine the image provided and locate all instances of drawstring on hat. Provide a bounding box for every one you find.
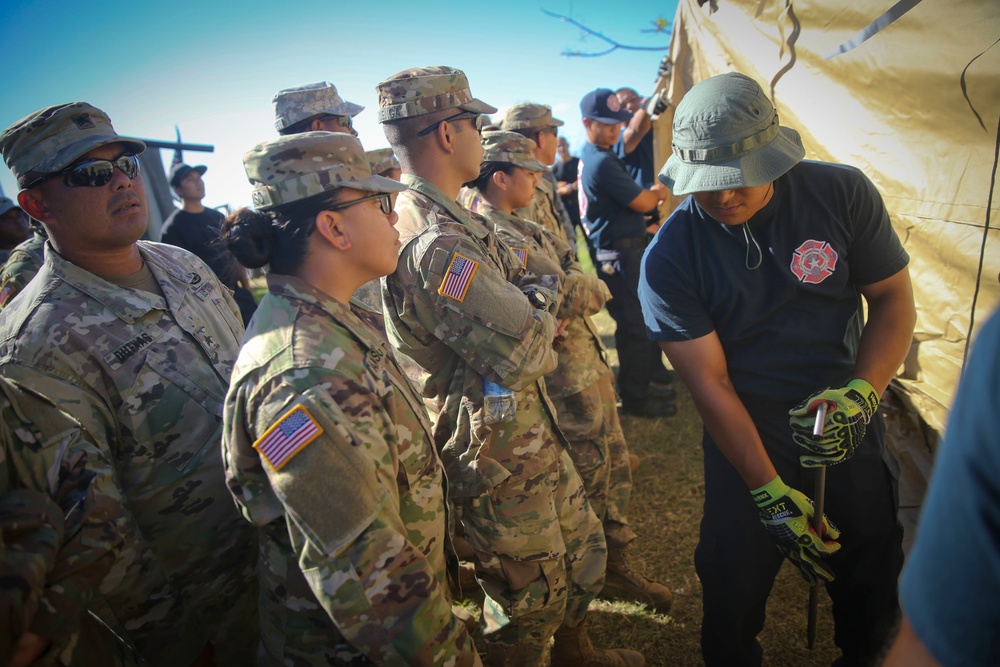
[741,182,772,270]
[742,222,763,270]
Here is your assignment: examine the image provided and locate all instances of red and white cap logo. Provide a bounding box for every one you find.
[606,94,621,112]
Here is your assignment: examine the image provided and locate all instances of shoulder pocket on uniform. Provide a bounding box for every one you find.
[427,247,531,339]
[265,385,389,557]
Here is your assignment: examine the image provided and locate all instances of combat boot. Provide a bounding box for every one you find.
[484,641,545,666]
[551,618,645,667]
[599,546,673,614]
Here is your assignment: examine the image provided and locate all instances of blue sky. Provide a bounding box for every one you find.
[1,0,677,210]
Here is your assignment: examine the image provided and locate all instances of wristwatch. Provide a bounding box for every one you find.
[527,289,548,309]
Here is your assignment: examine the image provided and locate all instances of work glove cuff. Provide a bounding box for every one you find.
[845,378,879,421]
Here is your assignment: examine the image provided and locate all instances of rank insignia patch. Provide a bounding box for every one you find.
[254,405,323,471]
[439,252,478,302]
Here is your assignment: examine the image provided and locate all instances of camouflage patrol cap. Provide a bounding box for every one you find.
[365,148,400,176]
[0,102,146,188]
[273,82,364,132]
[244,132,406,210]
[376,66,497,123]
[499,103,564,133]
[481,131,546,172]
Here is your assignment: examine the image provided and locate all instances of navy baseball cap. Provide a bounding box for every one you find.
[580,89,632,124]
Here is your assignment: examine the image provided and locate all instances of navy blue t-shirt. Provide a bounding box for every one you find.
[639,160,909,400]
[614,130,656,188]
[579,141,645,250]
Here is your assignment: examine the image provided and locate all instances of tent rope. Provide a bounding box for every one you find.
[963,109,1000,373]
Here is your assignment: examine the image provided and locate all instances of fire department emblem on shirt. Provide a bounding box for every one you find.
[790,239,838,284]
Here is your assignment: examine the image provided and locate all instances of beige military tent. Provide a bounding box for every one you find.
[652,0,1000,539]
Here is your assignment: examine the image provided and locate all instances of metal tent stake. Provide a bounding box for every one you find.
[807,403,828,650]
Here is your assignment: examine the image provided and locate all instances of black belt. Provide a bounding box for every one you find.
[612,236,648,250]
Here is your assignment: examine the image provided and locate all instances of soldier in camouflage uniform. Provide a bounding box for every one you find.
[0,102,258,666]
[220,131,479,666]
[0,223,46,310]
[273,81,364,137]
[469,131,673,615]
[366,147,402,181]
[0,377,125,666]
[499,103,576,244]
[0,197,30,265]
[377,66,643,667]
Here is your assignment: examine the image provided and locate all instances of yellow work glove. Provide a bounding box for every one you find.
[751,475,841,585]
[789,379,879,467]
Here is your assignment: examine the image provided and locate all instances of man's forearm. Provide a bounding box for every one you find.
[855,269,916,394]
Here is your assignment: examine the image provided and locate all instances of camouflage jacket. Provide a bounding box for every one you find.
[0,241,257,666]
[0,230,45,310]
[0,378,125,666]
[477,201,612,399]
[381,175,565,498]
[515,170,572,245]
[223,274,479,666]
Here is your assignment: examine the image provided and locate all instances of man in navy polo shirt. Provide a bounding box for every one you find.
[579,88,674,418]
[639,72,915,667]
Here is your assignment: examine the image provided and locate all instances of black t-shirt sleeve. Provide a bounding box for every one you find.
[639,210,716,342]
[843,168,909,285]
[593,152,644,208]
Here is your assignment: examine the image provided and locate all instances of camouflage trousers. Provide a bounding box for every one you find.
[459,445,605,652]
[550,374,637,549]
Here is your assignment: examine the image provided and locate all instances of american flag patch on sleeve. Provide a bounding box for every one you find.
[438,252,479,302]
[511,248,528,266]
[254,405,323,471]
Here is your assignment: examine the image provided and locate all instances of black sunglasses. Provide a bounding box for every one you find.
[328,192,393,215]
[418,111,483,137]
[24,154,141,189]
[322,114,353,131]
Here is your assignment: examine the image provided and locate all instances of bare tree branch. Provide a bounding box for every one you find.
[543,9,669,57]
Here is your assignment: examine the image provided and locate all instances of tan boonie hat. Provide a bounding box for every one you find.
[376,66,497,123]
[481,131,546,172]
[499,103,564,133]
[0,102,146,188]
[244,132,406,210]
[365,148,400,176]
[273,82,364,132]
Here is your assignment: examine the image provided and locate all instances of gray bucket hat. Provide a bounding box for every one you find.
[659,73,805,195]
[243,132,406,210]
[481,131,546,172]
[273,82,364,132]
[0,102,146,188]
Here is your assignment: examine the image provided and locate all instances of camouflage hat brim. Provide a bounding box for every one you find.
[252,171,407,210]
[0,102,146,186]
[40,134,147,175]
[379,95,497,123]
[376,67,497,123]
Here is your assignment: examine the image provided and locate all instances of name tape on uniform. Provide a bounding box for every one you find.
[439,252,478,302]
[254,405,323,471]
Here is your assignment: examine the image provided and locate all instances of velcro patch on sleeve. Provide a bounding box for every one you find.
[438,252,478,302]
[0,280,19,307]
[254,405,323,471]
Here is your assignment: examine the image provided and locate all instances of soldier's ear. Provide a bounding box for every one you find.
[315,210,351,251]
[491,170,508,192]
[17,190,50,223]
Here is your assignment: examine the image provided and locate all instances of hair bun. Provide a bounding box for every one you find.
[223,207,275,269]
